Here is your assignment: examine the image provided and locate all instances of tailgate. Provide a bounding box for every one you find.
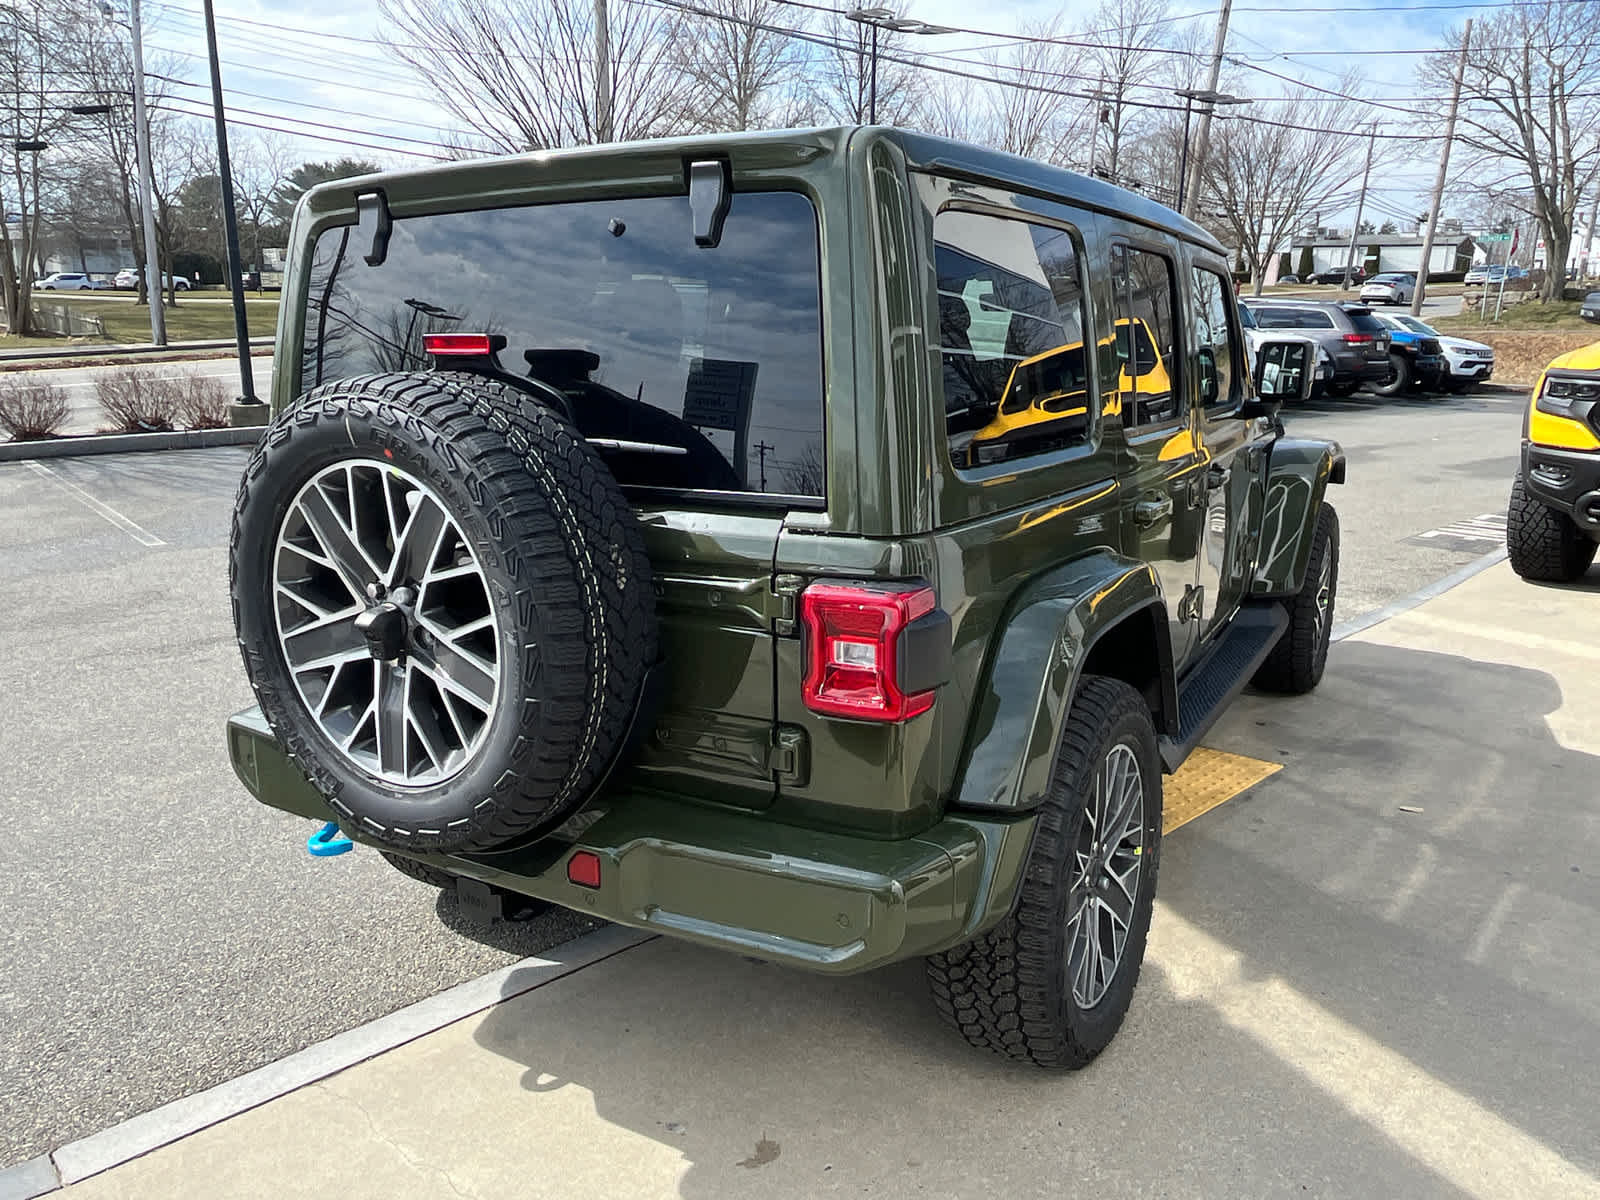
[625,511,783,808]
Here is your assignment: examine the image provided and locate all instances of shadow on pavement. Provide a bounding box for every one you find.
[465,640,1597,1198]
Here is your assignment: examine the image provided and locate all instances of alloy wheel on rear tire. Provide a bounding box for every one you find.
[1066,743,1147,1009]
[273,459,501,788]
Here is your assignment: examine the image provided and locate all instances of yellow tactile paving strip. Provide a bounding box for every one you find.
[1163,747,1283,834]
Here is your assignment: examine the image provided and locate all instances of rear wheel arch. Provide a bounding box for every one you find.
[1076,600,1177,738]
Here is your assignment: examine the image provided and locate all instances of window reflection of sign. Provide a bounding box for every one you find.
[683,358,758,431]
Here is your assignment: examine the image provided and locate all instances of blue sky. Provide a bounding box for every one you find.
[147,0,1485,227]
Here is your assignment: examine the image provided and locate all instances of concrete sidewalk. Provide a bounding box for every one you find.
[27,563,1600,1200]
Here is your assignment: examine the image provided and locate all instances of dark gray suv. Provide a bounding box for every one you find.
[1241,299,1391,397]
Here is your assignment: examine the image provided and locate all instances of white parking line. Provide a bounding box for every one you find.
[25,461,166,547]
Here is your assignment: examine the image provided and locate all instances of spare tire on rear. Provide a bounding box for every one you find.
[229,372,656,854]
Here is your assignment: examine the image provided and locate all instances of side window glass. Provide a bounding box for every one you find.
[1113,246,1180,429]
[935,210,1094,469]
[1192,267,1238,414]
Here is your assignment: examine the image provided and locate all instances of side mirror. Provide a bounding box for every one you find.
[1245,339,1315,415]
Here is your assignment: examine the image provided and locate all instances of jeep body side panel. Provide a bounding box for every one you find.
[1252,437,1347,597]
[948,553,1172,813]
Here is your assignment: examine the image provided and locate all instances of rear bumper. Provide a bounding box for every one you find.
[227,707,1035,975]
[1522,442,1600,532]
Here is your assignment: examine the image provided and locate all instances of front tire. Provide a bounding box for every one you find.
[1253,503,1339,694]
[1507,473,1597,582]
[926,677,1161,1069]
[1373,352,1411,397]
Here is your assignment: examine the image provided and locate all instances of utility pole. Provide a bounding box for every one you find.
[594,0,613,142]
[127,0,165,346]
[1411,18,1470,315]
[868,22,879,123]
[1341,124,1377,290]
[1580,186,1599,281]
[754,440,774,491]
[1182,0,1234,219]
[202,0,256,403]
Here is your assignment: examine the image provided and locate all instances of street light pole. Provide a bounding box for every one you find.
[126,0,164,345]
[201,0,257,403]
[846,7,953,126]
[1340,124,1378,291]
[1174,88,1249,216]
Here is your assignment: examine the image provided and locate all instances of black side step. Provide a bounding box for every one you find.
[1159,603,1289,773]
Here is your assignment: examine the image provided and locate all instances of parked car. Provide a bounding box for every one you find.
[1312,265,1366,286]
[1365,316,1445,395]
[1359,273,1415,305]
[1579,291,1600,323]
[1507,342,1600,581]
[1276,273,1302,284]
[1376,313,1495,392]
[34,272,94,290]
[222,127,1342,1069]
[1240,297,1391,396]
[1465,264,1526,287]
[111,268,191,291]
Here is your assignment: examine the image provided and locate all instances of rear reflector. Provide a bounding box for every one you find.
[422,332,495,357]
[566,851,601,889]
[800,582,939,722]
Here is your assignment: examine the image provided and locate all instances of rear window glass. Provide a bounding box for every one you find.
[1348,312,1385,333]
[300,191,825,499]
[1254,306,1334,330]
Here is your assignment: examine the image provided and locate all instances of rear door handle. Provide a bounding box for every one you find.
[1133,496,1173,528]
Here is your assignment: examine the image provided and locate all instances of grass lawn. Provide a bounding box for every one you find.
[8,294,279,346]
[1433,299,1595,333]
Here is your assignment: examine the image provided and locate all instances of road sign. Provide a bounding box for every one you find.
[1481,232,1512,242]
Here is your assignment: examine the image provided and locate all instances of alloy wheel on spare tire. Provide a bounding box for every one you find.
[229,373,657,854]
[925,676,1162,1069]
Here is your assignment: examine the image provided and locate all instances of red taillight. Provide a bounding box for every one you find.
[800,583,938,722]
[422,332,495,357]
[1342,333,1374,345]
[566,851,601,889]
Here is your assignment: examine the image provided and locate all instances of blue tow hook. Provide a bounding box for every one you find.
[307,821,353,857]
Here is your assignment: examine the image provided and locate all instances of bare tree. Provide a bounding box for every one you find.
[1424,1,1600,300]
[0,0,77,335]
[680,0,812,131]
[813,10,924,126]
[921,75,988,144]
[229,130,294,271]
[981,19,1086,164]
[378,0,695,152]
[1084,0,1172,181]
[1200,87,1371,296]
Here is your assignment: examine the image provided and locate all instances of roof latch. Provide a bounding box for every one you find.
[687,160,731,248]
[356,189,392,267]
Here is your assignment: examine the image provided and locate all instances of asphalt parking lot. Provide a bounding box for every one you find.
[1,381,1589,1189]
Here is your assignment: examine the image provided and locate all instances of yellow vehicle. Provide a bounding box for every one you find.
[963,318,1174,466]
[1507,341,1600,581]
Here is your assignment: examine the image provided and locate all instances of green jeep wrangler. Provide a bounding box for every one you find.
[226,128,1343,1068]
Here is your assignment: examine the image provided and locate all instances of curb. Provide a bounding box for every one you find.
[0,338,272,365]
[0,426,263,462]
[0,925,653,1197]
[1331,546,1508,643]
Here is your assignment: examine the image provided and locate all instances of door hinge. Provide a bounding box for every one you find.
[772,573,804,635]
[770,725,809,786]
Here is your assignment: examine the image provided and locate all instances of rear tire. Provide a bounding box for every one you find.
[1507,473,1597,582]
[379,851,458,889]
[926,677,1161,1069]
[1253,503,1339,695]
